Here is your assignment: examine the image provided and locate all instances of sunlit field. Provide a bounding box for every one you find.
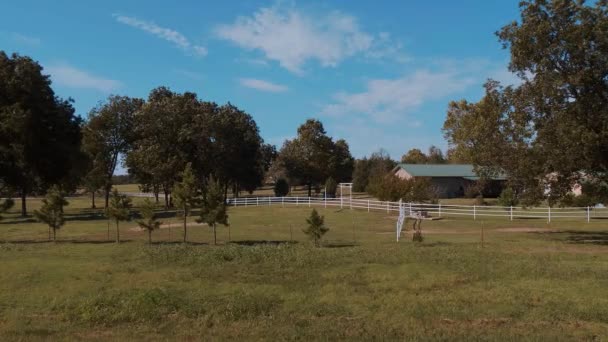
[1,196,607,340]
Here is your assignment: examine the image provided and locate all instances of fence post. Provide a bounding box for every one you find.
[340,196,343,209]
[510,206,513,221]
[368,200,370,212]
[245,197,248,207]
[548,206,551,223]
[386,201,389,213]
[256,197,259,206]
[308,197,311,207]
[268,197,271,206]
[296,197,299,206]
[438,203,442,217]
[474,205,476,220]
[587,206,590,223]
[282,196,284,208]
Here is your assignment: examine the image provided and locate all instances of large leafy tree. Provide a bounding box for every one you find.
[126,87,200,208]
[0,52,84,216]
[444,0,608,203]
[400,148,428,164]
[278,119,352,196]
[83,95,143,208]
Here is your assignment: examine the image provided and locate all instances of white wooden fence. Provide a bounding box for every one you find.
[124,192,608,222]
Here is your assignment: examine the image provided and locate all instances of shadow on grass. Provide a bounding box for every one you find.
[323,242,358,248]
[149,241,209,246]
[0,239,124,244]
[534,230,608,246]
[231,240,298,246]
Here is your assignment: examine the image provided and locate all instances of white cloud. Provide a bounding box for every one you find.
[45,64,122,93]
[215,5,402,74]
[321,69,475,124]
[239,78,288,93]
[113,14,207,56]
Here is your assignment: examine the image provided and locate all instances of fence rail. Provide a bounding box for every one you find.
[121,192,608,222]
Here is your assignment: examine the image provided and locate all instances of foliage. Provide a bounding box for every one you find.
[368,175,436,202]
[443,0,608,203]
[273,178,290,197]
[198,176,229,245]
[0,52,84,216]
[302,209,329,247]
[33,186,68,241]
[106,189,132,243]
[352,150,396,193]
[400,146,446,164]
[497,187,519,208]
[83,95,143,208]
[137,198,162,244]
[0,198,13,221]
[325,177,338,198]
[277,119,353,197]
[172,163,199,242]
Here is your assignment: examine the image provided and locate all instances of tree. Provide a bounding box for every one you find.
[106,189,132,243]
[274,178,289,197]
[401,148,428,164]
[303,209,329,247]
[137,198,162,244]
[172,163,199,243]
[83,95,143,208]
[33,186,68,241]
[427,146,446,164]
[198,176,229,245]
[278,119,351,197]
[81,155,106,209]
[0,52,84,216]
[444,0,608,203]
[0,198,14,221]
[325,177,338,198]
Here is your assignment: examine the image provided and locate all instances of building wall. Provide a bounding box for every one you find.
[429,177,474,198]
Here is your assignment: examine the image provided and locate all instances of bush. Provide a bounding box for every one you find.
[367,175,435,202]
[497,187,518,207]
[325,177,337,198]
[273,178,289,197]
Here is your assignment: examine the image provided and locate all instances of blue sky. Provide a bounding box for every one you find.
[1,0,522,164]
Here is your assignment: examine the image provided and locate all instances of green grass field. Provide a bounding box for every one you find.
[1,196,607,340]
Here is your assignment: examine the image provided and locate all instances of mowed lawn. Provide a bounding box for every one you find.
[1,198,607,340]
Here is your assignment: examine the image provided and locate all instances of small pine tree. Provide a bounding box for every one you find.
[137,198,162,244]
[107,189,132,243]
[33,186,68,241]
[303,209,329,247]
[0,198,14,221]
[173,163,199,243]
[198,176,229,245]
[325,177,337,198]
[274,178,290,197]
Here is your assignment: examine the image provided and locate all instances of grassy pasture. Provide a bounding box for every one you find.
[0,198,607,340]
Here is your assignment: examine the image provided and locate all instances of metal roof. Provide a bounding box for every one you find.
[395,164,506,180]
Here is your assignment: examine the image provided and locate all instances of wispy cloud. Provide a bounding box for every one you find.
[113,14,207,57]
[9,32,41,46]
[239,78,288,93]
[321,69,475,124]
[216,5,404,74]
[45,64,122,93]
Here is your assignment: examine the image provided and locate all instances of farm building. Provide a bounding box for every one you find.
[393,164,506,198]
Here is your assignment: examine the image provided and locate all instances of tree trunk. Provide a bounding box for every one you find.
[148,230,152,244]
[48,226,51,241]
[307,182,312,197]
[104,184,111,208]
[20,187,27,217]
[224,183,229,202]
[116,221,120,243]
[164,191,170,209]
[91,191,96,209]
[213,224,217,245]
[107,220,110,241]
[53,228,56,242]
[183,214,187,243]
[154,190,159,204]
